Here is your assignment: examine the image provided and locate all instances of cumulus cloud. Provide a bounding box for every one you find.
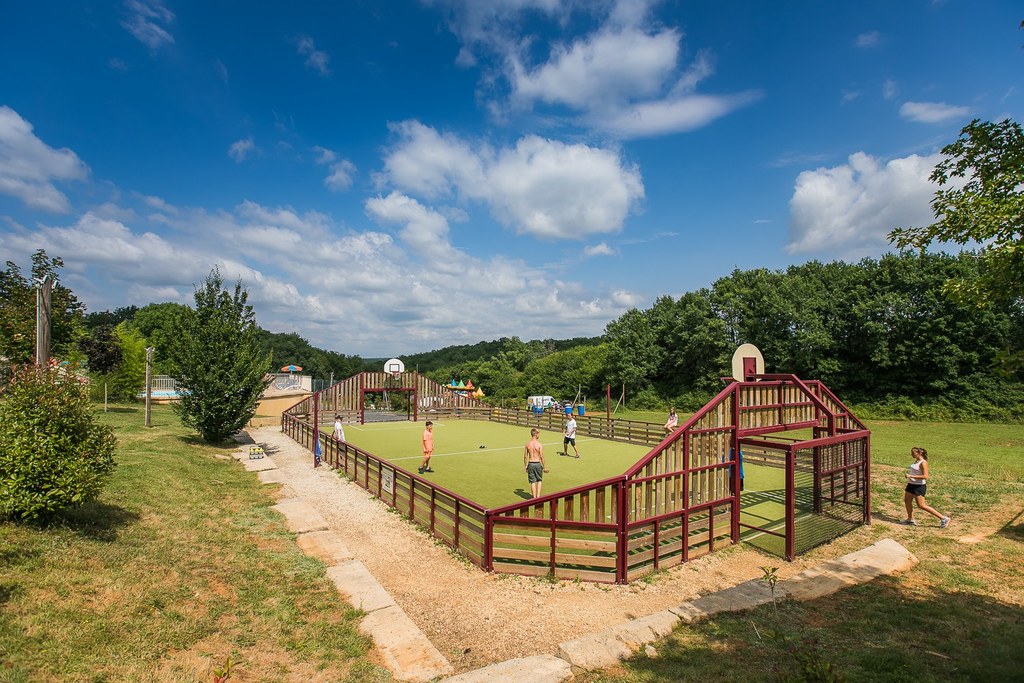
[787,151,941,254]
[431,0,759,138]
[899,101,970,124]
[228,137,256,162]
[295,35,331,75]
[510,27,680,109]
[382,121,643,239]
[381,121,485,199]
[486,136,644,238]
[0,103,640,354]
[122,0,175,49]
[0,106,89,213]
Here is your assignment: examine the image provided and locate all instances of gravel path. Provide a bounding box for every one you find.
[253,426,822,674]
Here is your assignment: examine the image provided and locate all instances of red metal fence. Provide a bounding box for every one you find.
[280,371,870,583]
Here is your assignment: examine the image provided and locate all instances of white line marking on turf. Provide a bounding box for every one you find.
[388,439,590,462]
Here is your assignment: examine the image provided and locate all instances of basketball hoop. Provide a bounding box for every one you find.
[383,358,405,389]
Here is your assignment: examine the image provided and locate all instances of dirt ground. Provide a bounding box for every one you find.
[252,427,900,674]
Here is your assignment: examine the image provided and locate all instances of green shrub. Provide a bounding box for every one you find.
[0,364,117,521]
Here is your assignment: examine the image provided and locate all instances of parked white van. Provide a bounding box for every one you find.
[527,395,555,409]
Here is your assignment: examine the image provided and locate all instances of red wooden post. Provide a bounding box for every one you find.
[616,480,628,583]
[813,446,822,513]
[730,382,740,543]
[863,435,872,524]
[549,500,557,576]
[785,447,796,561]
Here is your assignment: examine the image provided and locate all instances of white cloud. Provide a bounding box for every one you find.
[510,27,681,109]
[135,192,177,214]
[122,0,175,49]
[325,160,357,191]
[365,192,463,270]
[296,35,331,76]
[899,101,970,124]
[382,121,644,239]
[228,137,256,162]
[486,136,644,238]
[584,242,615,257]
[382,120,485,199]
[0,106,89,213]
[855,31,880,48]
[787,151,941,254]
[597,90,763,138]
[313,147,357,191]
[432,0,759,138]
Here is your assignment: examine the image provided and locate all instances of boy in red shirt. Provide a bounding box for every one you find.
[418,421,434,474]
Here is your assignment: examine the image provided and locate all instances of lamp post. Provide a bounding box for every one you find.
[145,347,154,427]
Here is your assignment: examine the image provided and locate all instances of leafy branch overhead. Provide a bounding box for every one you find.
[890,118,1024,307]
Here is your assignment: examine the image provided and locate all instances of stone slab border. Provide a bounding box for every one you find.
[243,439,453,682]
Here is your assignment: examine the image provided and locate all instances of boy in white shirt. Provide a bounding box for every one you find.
[563,415,580,458]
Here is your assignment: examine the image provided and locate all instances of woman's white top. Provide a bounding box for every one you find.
[907,460,925,484]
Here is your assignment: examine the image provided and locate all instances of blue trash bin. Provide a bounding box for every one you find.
[564,405,572,415]
[577,405,585,416]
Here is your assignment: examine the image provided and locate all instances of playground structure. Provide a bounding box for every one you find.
[281,353,870,584]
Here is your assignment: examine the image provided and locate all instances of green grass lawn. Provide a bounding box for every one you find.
[3,403,1022,682]
[341,418,650,507]
[0,403,389,683]
[575,418,1024,682]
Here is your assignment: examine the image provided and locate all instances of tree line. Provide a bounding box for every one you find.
[417,251,1022,422]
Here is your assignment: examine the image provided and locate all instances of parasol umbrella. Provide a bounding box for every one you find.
[281,364,303,372]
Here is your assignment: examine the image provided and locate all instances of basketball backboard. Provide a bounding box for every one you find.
[731,343,764,381]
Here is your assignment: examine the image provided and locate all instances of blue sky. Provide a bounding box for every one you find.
[1,1,1021,358]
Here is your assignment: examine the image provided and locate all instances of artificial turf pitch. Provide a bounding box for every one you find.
[337,418,650,509]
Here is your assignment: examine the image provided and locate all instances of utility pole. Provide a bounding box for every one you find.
[145,347,154,427]
[35,275,53,367]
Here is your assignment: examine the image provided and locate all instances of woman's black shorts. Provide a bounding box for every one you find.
[905,483,926,496]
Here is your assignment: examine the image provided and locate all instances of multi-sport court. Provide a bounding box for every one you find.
[283,352,871,583]
[339,419,852,558]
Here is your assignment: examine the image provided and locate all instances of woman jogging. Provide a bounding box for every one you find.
[901,447,951,528]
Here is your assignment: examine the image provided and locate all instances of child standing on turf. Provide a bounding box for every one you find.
[524,428,548,499]
[563,414,580,458]
[333,415,345,443]
[419,421,434,474]
[901,447,951,528]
